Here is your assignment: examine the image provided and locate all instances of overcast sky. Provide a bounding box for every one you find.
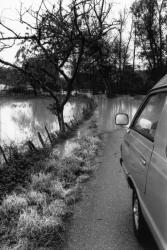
[0,0,135,62]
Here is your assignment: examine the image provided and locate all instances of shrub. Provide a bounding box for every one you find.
[72,135,100,161]
[0,158,32,198]
[17,208,62,245]
[61,156,83,173]
[43,199,67,218]
[1,193,28,216]
[56,156,84,185]
[31,172,52,193]
[49,179,66,199]
[64,183,82,204]
[31,172,66,199]
[42,158,59,175]
[1,239,29,250]
[27,190,47,207]
[57,165,76,185]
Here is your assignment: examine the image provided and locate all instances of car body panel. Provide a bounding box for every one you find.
[122,129,153,194]
[144,102,167,249]
[120,77,167,250]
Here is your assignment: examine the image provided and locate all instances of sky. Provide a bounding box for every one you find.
[0,0,135,62]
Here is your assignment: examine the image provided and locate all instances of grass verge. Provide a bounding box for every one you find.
[0,119,104,249]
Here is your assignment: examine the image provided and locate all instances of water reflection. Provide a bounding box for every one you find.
[62,95,144,157]
[96,95,144,131]
[0,97,85,147]
[0,95,144,148]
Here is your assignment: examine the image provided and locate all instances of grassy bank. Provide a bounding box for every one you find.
[0,102,104,249]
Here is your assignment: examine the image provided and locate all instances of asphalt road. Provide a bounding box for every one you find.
[64,96,159,250]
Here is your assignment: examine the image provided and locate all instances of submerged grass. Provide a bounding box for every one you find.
[0,111,104,249]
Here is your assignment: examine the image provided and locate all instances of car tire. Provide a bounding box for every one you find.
[132,190,148,241]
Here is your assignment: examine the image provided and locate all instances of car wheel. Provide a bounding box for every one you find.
[132,190,147,241]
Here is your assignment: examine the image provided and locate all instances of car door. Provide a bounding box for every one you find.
[144,95,167,249]
[123,93,167,197]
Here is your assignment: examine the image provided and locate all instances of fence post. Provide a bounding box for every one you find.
[45,126,53,145]
[0,146,9,165]
[37,132,45,148]
[27,141,37,152]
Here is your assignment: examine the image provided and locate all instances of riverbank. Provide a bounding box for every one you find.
[0,99,105,249]
[0,93,94,151]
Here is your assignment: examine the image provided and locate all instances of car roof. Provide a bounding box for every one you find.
[151,74,167,91]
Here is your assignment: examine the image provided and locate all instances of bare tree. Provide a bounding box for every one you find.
[0,0,114,132]
[131,0,167,71]
[117,9,127,72]
[132,19,137,72]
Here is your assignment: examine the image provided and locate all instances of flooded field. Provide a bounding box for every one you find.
[0,95,144,149]
[0,96,85,147]
[96,95,144,131]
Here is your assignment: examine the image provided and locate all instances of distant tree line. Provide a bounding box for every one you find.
[66,0,167,96]
[130,0,167,90]
[74,0,167,95]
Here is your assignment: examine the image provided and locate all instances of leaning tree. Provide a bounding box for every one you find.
[0,0,114,132]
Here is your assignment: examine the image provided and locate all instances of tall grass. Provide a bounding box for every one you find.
[0,127,103,249]
[1,193,27,216]
[31,172,52,192]
[27,190,47,207]
[43,199,67,218]
[17,207,62,245]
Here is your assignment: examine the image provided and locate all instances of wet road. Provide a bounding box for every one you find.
[64,95,158,250]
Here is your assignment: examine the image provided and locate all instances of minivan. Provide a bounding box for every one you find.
[115,74,167,250]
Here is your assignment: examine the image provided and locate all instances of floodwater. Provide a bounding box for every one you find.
[64,95,144,156]
[96,95,144,131]
[0,95,144,149]
[0,96,85,148]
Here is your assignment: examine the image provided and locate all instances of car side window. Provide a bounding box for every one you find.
[131,93,167,141]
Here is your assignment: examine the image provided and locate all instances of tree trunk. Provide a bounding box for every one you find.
[57,109,65,133]
[133,23,137,72]
[119,28,122,73]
